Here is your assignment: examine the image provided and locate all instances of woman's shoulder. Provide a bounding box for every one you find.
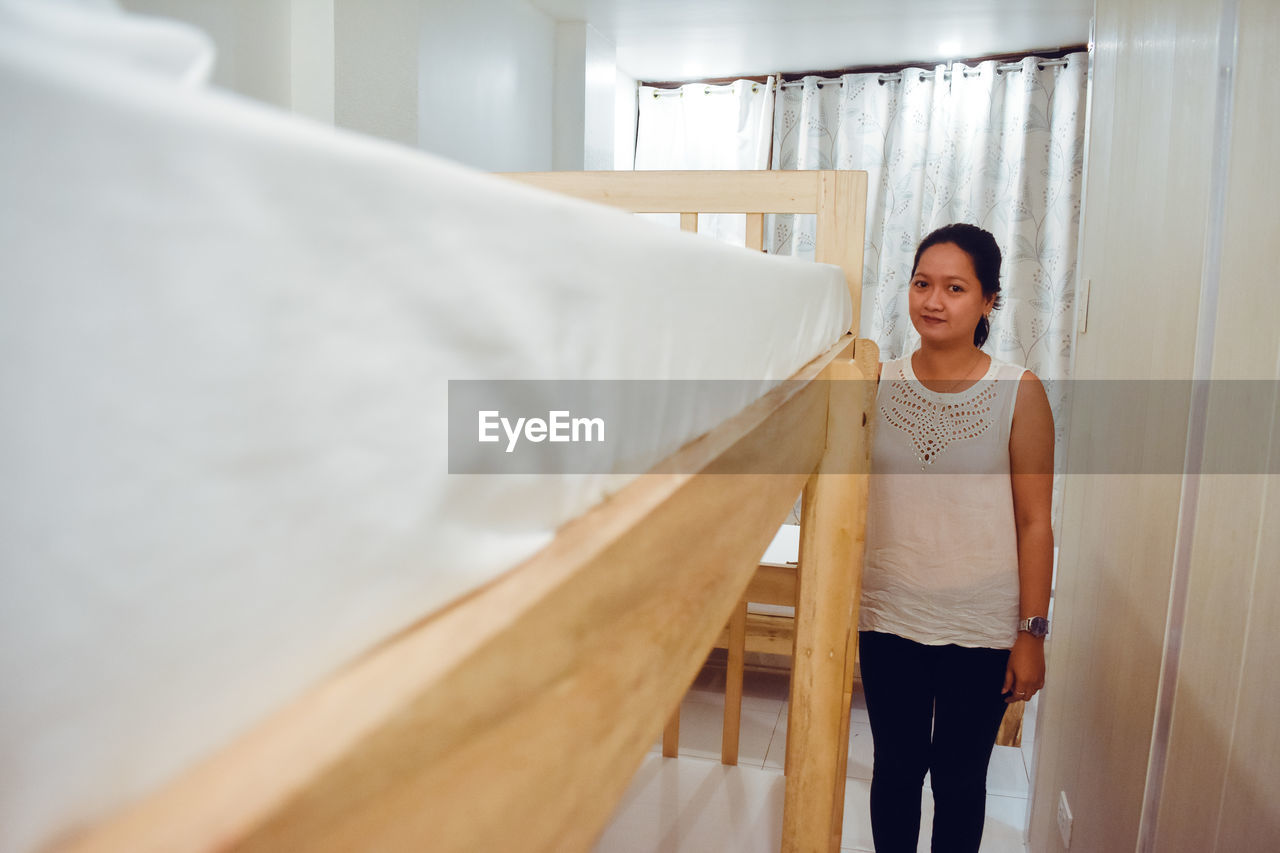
[877,352,911,378]
[987,354,1032,381]
[1008,364,1053,430]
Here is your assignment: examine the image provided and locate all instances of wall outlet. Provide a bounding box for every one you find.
[1058,790,1073,848]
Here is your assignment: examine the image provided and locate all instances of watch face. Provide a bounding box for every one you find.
[1027,617,1049,638]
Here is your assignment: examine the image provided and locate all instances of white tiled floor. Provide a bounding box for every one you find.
[595,667,1033,853]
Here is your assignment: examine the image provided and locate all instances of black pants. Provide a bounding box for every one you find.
[858,630,1011,853]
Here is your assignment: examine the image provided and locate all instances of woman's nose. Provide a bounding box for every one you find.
[921,285,942,310]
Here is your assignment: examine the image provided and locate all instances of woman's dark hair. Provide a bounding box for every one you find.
[911,223,1003,348]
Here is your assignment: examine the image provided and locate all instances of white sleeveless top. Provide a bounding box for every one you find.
[858,352,1028,649]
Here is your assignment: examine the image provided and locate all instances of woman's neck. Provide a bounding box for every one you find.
[912,343,985,377]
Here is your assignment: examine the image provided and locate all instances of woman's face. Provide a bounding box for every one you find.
[909,242,994,347]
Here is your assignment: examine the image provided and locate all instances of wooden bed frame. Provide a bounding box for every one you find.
[58,170,876,853]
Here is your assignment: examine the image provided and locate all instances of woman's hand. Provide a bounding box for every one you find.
[1002,634,1045,703]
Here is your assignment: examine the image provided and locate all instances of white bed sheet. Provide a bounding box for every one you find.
[0,3,852,850]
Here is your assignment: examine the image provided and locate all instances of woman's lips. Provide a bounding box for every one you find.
[921,315,945,324]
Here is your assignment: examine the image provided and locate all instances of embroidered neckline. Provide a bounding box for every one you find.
[881,357,1000,469]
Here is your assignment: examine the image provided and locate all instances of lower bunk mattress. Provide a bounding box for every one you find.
[0,3,852,851]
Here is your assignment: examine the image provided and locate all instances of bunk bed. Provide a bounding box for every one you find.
[1,4,877,852]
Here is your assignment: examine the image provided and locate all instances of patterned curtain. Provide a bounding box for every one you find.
[769,53,1087,387]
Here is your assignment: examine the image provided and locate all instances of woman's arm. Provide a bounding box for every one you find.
[1004,370,1055,702]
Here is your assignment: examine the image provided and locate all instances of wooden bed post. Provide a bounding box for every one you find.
[828,339,878,849]
[815,171,868,334]
[661,709,681,758]
[721,598,748,766]
[783,340,877,853]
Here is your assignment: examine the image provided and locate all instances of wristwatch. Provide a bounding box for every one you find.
[1018,616,1050,638]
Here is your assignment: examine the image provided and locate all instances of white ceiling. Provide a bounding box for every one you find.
[529,0,1093,81]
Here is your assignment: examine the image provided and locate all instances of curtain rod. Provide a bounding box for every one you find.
[645,57,1073,96]
[782,57,1072,88]
[646,79,770,97]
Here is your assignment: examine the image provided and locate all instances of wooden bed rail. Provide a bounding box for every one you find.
[56,336,875,853]
[58,170,876,853]
[501,170,869,336]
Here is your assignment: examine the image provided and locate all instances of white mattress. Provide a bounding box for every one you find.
[0,3,851,851]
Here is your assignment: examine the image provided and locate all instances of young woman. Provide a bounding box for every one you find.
[859,224,1055,852]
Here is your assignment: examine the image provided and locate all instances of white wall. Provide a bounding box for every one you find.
[418,0,555,171]
[1028,0,1280,849]
[552,21,616,171]
[582,24,616,171]
[121,0,293,108]
[552,21,587,171]
[121,0,331,123]
[290,0,333,124]
[1146,0,1280,847]
[614,69,638,170]
[333,0,420,146]
[118,0,626,173]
